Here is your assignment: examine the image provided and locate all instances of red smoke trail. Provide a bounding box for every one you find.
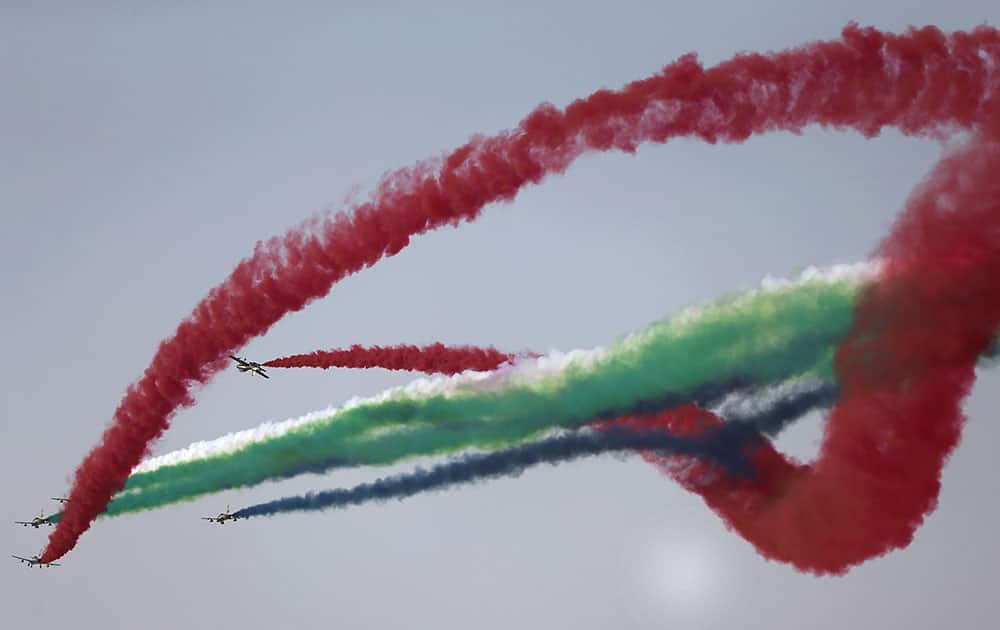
[612,136,1000,574]
[43,24,1000,562]
[263,343,527,375]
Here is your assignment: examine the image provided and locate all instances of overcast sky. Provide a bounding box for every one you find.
[2,2,999,628]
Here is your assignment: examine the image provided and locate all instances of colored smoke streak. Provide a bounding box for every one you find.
[264,343,524,375]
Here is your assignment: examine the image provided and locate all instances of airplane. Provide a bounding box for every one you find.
[230,355,269,379]
[201,505,242,524]
[50,497,70,504]
[11,554,60,568]
[14,511,53,528]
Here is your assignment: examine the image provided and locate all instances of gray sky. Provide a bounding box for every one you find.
[2,2,998,628]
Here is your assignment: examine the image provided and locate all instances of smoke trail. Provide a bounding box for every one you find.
[264,343,527,375]
[233,410,757,519]
[44,24,1000,561]
[635,135,1000,575]
[229,383,839,520]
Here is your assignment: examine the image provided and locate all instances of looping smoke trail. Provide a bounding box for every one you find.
[264,343,528,375]
[628,135,1000,575]
[45,24,1000,562]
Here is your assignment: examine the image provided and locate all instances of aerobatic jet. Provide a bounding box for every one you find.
[11,554,60,568]
[230,356,269,379]
[50,497,70,504]
[201,505,242,524]
[14,511,53,528]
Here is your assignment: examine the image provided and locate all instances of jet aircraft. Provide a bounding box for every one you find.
[12,554,60,568]
[50,497,70,504]
[230,355,269,379]
[202,505,242,524]
[14,511,53,528]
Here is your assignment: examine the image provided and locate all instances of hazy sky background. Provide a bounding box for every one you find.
[2,2,998,628]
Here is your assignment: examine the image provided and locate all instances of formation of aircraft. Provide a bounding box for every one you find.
[13,498,68,567]
[14,354,271,566]
[11,554,60,568]
[202,505,242,524]
[230,355,269,379]
[14,511,53,529]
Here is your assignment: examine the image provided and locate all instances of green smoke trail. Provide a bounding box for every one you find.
[89,275,862,519]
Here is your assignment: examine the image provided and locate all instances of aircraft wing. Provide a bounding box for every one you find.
[14,521,29,525]
[12,555,31,562]
[259,371,269,379]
